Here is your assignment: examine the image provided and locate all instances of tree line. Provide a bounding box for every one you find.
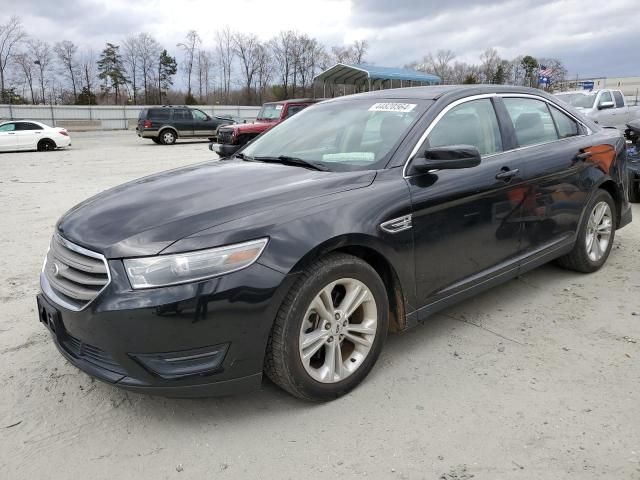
[0,15,567,107]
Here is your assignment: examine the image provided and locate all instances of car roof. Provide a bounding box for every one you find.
[0,119,47,127]
[265,98,317,105]
[321,84,555,102]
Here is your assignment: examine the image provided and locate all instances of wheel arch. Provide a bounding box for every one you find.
[158,126,178,138]
[596,178,623,228]
[286,235,408,333]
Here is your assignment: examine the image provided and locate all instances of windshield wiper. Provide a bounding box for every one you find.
[251,155,329,171]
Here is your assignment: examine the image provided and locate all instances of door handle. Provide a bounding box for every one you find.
[495,168,519,181]
[8,132,15,135]
[575,151,592,161]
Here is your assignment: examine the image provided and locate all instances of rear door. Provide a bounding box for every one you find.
[612,90,630,128]
[408,97,527,308]
[15,122,43,150]
[500,95,591,261]
[191,109,216,137]
[0,122,17,151]
[172,108,194,137]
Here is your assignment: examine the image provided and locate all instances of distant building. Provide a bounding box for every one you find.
[556,76,640,105]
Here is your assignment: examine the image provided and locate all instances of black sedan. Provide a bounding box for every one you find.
[38,85,632,401]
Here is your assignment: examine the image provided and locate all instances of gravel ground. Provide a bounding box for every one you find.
[1,131,639,480]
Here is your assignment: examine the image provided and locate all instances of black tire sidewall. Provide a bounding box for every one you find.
[576,189,617,270]
[281,258,389,400]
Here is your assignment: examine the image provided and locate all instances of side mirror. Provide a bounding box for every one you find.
[598,101,615,110]
[408,145,481,175]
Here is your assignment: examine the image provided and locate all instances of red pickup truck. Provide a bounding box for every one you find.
[215,98,318,156]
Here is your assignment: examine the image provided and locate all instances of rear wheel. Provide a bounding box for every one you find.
[37,139,56,152]
[159,129,176,145]
[557,189,616,273]
[264,253,388,401]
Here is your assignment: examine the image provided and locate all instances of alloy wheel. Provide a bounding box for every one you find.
[298,278,378,383]
[585,201,612,262]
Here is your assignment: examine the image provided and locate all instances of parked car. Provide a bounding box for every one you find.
[554,89,640,131]
[0,120,70,152]
[136,106,235,145]
[215,98,318,156]
[625,119,640,202]
[38,85,631,401]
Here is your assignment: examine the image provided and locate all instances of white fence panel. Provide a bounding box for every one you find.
[0,105,261,130]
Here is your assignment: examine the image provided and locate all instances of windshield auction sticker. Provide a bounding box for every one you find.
[368,103,417,113]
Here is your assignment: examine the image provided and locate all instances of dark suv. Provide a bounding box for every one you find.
[136,106,235,145]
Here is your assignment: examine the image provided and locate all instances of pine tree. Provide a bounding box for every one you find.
[157,49,177,104]
[97,43,128,104]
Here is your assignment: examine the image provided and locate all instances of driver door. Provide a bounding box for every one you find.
[192,109,216,137]
[407,97,526,312]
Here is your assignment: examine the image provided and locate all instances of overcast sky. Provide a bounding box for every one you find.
[8,0,638,78]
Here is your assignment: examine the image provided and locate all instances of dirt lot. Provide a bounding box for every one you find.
[1,131,639,479]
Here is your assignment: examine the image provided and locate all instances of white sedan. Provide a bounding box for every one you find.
[0,120,71,152]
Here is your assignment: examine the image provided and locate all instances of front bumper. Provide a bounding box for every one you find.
[38,260,294,397]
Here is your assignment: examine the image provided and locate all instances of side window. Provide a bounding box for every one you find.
[0,123,15,132]
[174,109,193,121]
[503,97,558,147]
[613,91,625,108]
[149,109,170,120]
[192,109,208,120]
[286,105,305,118]
[598,91,613,107]
[427,99,502,156]
[16,122,43,130]
[549,105,579,139]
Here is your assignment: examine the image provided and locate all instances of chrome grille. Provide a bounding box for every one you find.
[41,235,110,311]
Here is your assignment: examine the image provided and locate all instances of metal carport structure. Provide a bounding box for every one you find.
[314,63,441,97]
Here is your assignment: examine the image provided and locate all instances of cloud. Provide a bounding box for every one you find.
[4,0,637,77]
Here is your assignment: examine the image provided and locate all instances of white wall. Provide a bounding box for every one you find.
[0,104,261,130]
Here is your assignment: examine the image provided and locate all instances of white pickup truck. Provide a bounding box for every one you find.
[554,89,640,131]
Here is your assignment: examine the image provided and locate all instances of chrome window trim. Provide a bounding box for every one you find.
[403,92,593,179]
[40,234,112,312]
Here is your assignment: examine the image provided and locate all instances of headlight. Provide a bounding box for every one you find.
[124,238,268,289]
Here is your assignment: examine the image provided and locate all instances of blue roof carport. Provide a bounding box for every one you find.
[313,63,441,97]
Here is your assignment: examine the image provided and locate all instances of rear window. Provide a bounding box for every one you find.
[138,109,148,120]
[148,108,171,120]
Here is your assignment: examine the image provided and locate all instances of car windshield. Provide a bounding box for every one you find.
[555,93,596,108]
[241,99,429,171]
[257,104,283,120]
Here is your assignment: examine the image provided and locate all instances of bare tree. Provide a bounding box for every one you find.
[29,39,52,104]
[420,49,456,84]
[271,30,296,99]
[122,35,140,104]
[254,43,272,104]
[13,52,35,103]
[0,16,26,101]
[137,33,160,103]
[479,47,500,83]
[53,40,79,102]
[196,49,214,103]
[216,26,234,103]
[233,32,261,104]
[352,40,369,64]
[177,30,200,101]
[80,49,97,96]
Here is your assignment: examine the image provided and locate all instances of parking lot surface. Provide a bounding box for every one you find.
[1,131,639,479]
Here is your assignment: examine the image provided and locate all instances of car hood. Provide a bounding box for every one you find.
[57,160,375,258]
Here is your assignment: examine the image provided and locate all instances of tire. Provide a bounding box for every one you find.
[159,129,177,145]
[556,189,616,273]
[629,180,640,203]
[151,137,161,144]
[208,137,216,142]
[264,253,389,401]
[37,139,56,152]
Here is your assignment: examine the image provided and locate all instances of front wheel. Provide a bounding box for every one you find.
[557,189,616,273]
[264,253,389,401]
